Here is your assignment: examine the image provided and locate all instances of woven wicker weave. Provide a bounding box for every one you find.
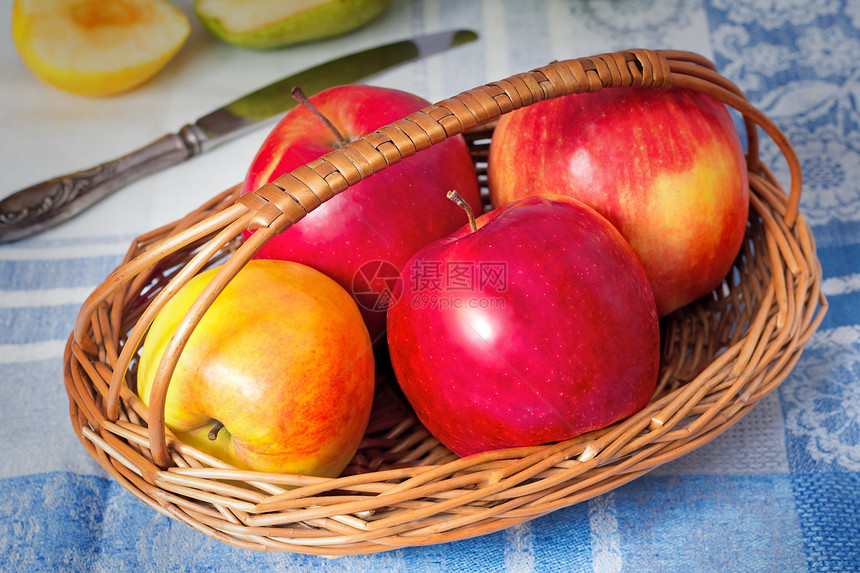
[64,49,827,555]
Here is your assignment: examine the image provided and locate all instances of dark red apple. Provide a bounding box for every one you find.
[488,86,749,316]
[241,85,482,342]
[386,194,660,457]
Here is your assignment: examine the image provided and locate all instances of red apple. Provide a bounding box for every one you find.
[241,84,482,343]
[386,194,660,457]
[488,86,749,316]
[136,260,375,477]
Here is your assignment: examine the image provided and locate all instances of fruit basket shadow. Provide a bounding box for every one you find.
[64,49,827,555]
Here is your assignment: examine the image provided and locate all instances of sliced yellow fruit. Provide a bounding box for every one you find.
[195,0,394,50]
[12,0,190,97]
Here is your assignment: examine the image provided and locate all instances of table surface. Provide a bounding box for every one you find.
[1,1,858,571]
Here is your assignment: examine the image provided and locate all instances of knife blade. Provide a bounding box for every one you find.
[0,29,479,243]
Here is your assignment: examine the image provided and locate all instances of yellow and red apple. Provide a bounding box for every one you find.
[136,260,374,477]
[488,86,749,316]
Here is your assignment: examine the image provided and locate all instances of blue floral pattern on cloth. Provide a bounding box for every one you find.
[1,0,858,571]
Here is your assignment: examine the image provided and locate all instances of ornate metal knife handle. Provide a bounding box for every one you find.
[0,125,207,243]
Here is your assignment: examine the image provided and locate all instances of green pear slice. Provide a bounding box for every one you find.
[195,0,395,49]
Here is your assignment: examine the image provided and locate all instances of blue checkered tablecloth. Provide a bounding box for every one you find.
[1,1,857,571]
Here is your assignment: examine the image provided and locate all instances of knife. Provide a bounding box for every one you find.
[0,29,479,243]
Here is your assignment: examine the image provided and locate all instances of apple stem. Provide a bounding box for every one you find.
[208,420,224,441]
[291,86,350,148]
[447,190,477,233]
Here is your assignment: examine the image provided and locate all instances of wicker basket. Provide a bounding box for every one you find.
[64,49,827,555]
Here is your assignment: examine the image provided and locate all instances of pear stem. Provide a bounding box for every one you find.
[291,86,349,148]
[208,420,224,441]
[447,190,477,233]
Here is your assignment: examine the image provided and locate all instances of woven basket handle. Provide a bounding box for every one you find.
[98,49,802,469]
[237,48,802,232]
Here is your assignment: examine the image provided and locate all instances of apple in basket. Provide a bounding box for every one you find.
[241,84,482,344]
[488,86,749,316]
[136,260,375,477]
[386,193,660,456]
